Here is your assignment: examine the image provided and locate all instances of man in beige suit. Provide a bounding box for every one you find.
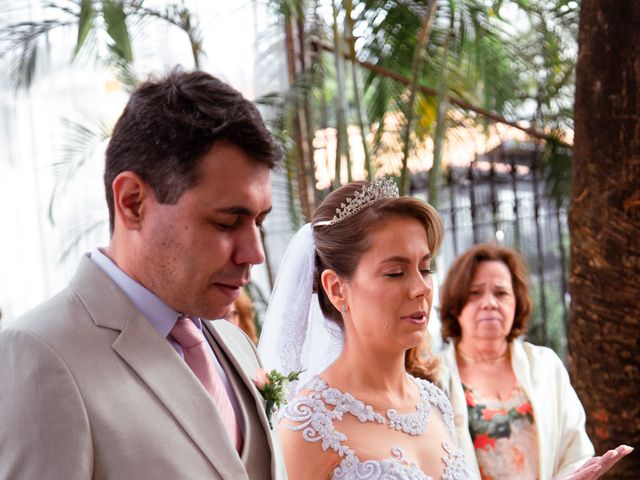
[0,70,287,479]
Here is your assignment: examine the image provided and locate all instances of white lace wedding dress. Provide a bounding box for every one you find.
[281,374,472,480]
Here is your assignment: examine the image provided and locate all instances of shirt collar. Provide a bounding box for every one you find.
[90,248,184,337]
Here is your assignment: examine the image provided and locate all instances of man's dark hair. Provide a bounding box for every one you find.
[104,69,280,233]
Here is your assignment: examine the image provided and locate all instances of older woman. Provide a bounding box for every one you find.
[438,243,631,479]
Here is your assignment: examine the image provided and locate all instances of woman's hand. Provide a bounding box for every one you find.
[564,445,633,479]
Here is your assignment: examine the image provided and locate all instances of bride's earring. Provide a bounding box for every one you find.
[340,304,348,314]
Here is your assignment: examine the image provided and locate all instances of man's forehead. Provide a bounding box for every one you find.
[190,166,271,207]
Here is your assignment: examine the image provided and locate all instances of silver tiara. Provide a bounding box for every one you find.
[314,178,399,226]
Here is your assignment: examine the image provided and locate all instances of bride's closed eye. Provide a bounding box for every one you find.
[384,269,433,278]
[384,271,404,278]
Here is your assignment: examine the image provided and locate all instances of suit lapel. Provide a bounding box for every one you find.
[205,331,254,461]
[203,321,277,469]
[70,257,248,480]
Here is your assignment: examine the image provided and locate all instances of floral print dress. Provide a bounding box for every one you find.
[463,382,539,480]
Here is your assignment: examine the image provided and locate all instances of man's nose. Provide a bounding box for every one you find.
[234,225,265,266]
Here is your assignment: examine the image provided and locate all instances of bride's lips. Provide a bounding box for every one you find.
[401,311,427,325]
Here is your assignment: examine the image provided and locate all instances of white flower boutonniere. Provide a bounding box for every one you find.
[253,368,303,428]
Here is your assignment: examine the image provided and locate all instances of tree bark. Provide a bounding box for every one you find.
[284,12,313,221]
[569,1,640,477]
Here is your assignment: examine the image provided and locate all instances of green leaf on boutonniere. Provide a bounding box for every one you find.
[253,368,303,429]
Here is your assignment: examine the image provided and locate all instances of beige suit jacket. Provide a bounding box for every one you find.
[0,256,287,480]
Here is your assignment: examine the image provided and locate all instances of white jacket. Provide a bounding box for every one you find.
[438,340,594,480]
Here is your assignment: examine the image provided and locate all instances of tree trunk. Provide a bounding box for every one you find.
[428,27,452,208]
[332,0,351,187]
[297,15,318,210]
[399,0,437,195]
[344,0,372,180]
[569,1,640,477]
[284,12,313,221]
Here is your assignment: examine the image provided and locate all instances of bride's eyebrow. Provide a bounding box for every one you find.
[379,254,433,264]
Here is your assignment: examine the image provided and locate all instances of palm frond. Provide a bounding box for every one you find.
[103,0,133,62]
[2,19,73,89]
[128,1,204,67]
[74,0,97,59]
[48,116,113,224]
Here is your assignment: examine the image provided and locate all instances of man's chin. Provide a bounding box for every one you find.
[173,301,230,321]
[200,301,233,321]
[180,287,240,320]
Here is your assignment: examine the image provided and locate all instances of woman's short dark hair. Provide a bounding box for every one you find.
[311,180,444,327]
[104,68,280,233]
[440,243,533,342]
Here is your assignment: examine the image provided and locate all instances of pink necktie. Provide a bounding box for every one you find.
[171,316,243,453]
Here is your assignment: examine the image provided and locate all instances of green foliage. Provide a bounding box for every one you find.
[264,0,580,195]
[75,0,97,58]
[509,0,579,129]
[358,0,528,126]
[1,1,203,91]
[541,133,572,208]
[103,0,133,62]
[256,369,303,428]
[526,279,567,359]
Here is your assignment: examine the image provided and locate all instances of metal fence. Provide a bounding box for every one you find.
[410,140,570,357]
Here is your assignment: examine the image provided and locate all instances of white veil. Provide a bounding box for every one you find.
[257,223,343,396]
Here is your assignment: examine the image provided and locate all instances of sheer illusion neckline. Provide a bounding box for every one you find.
[311,374,432,436]
[282,374,472,480]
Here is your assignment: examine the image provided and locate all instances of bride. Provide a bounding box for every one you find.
[258,179,472,479]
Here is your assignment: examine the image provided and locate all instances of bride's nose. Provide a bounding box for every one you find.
[409,270,432,299]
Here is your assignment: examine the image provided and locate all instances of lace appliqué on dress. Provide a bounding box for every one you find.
[441,441,471,480]
[414,377,458,440]
[283,375,472,480]
[386,390,431,436]
[334,448,430,480]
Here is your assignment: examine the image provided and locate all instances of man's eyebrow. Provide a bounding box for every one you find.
[380,253,433,264]
[215,206,273,216]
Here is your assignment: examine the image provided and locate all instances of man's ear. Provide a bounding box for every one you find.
[111,171,150,231]
[320,269,347,311]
